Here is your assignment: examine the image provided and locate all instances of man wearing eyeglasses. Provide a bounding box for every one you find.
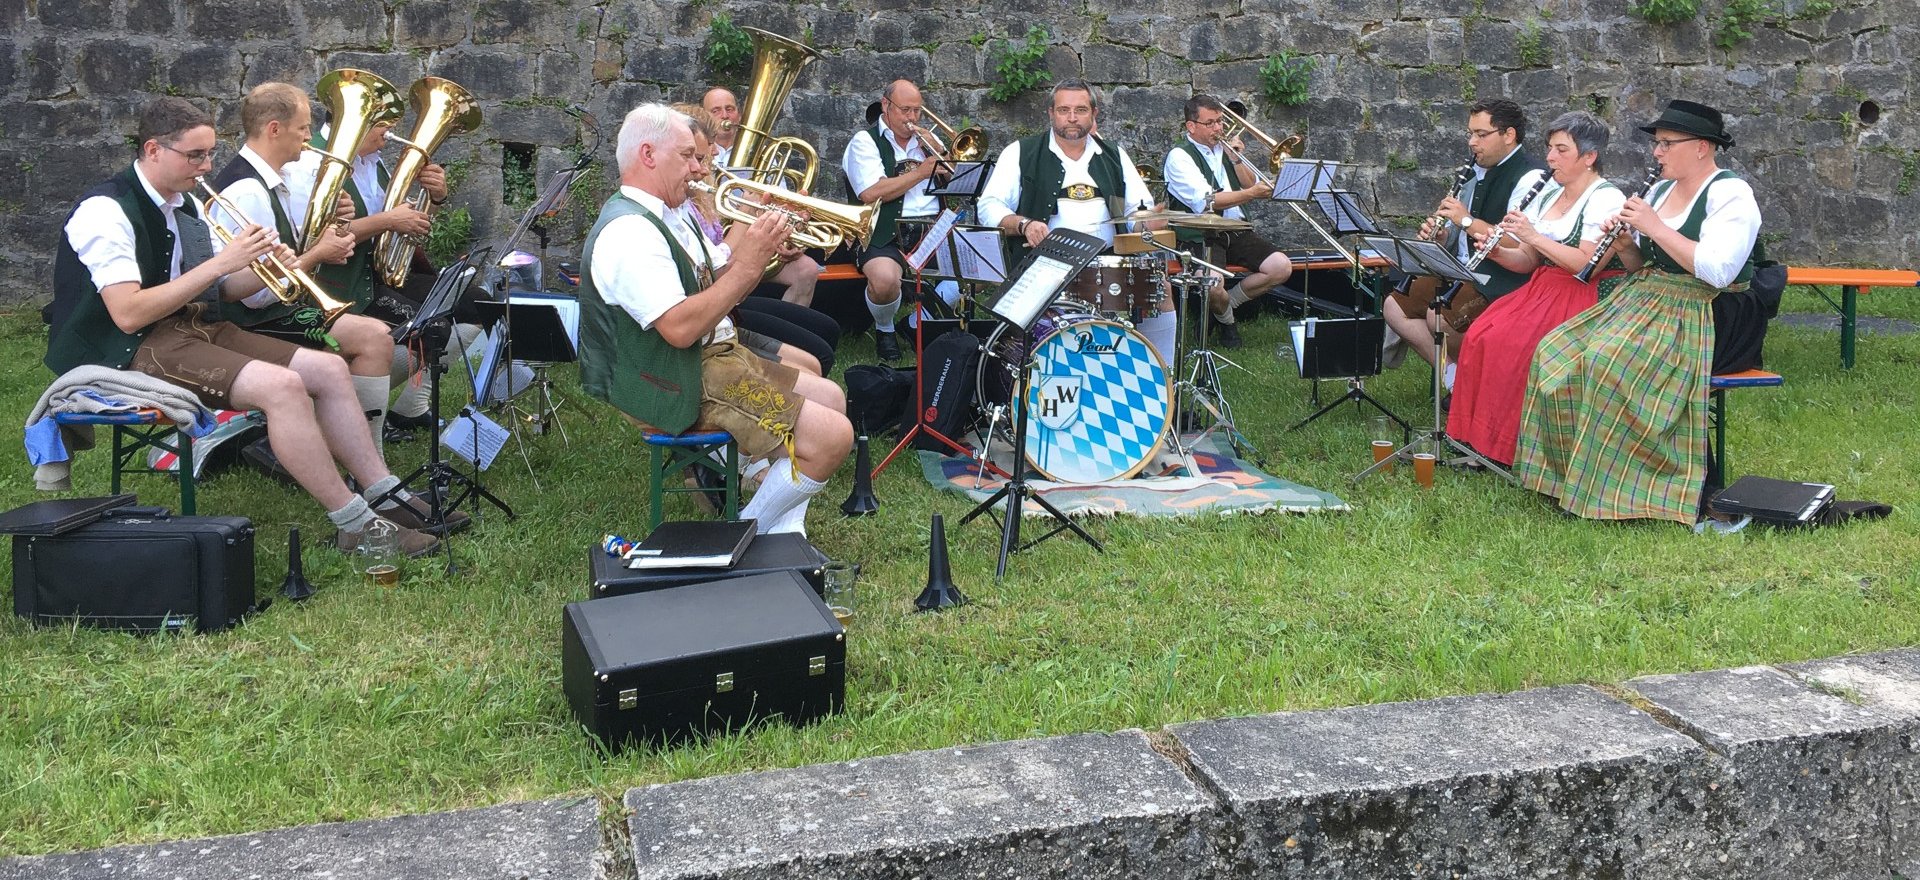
[840,79,942,362]
[1162,94,1291,349]
[45,97,445,558]
[1385,98,1546,382]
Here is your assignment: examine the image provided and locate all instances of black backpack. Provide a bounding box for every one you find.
[843,364,914,437]
[907,330,982,450]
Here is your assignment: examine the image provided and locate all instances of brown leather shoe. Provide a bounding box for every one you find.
[376,494,472,535]
[335,518,443,559]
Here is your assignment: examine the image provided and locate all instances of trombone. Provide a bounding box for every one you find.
[906,106,987,174]
[691,171,876,252]
[1217,99,1304,188]
[190,178,354,328]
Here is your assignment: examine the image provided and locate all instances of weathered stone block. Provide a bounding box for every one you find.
[537,50,586,99]
[184,0,296,43]
[301,3,388,50]
[8,101,105,139]
[1081,44,1148,85]
[1100,17,1150,48]
[39,0,113,31]
[1362,20,1434,68]
[439,49,536,102]
[165,45,246,99]
[1192,59,1265,96]
[802,50,928,97]
[21,37,71,100]
[1632,664,1910,880]
[1171,685,1722,877]
[473,0,573,47]
[240,46,315,90]
[488,104,575,147]
[76,40,159,97]
[1327,58,1400,103]
[0,797,601,879]
[125,0,173,34]
[931,44,985,87]
[0,40,13,98]
[325,52,424,93]
[1789,649,1920,878]
[626,731,1227,880]
[0,0,25,32]
[396,0,469,48]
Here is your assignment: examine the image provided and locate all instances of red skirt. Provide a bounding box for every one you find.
[1450,265,1600,466]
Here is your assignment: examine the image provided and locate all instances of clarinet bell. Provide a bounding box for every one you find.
[840,435,880,516]
[280,525,318,601]
[913,514,966,612]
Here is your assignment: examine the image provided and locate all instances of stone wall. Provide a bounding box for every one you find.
[1,0,1913,303]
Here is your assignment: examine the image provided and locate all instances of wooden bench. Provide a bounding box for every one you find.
[51,408,199,515]
[1784,266,1920,368]
[1707,369,1784,491]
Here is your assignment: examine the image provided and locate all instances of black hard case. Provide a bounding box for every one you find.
[11,512,257,633]
[588,532,829,599]
[562,570,846,751]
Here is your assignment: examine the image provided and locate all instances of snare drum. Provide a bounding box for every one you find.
[1062,254,1167,321]
[977,313,1171,483]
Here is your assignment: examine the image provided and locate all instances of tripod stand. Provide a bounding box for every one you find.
[1148,233,1263,467]
[1284,315,1408,435]
[957,328,1104,579]
[1352,282,1515,484]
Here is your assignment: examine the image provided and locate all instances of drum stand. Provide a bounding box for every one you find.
[1352,290,1517,484]
[958,327,1104,580]
[1148,236,1264,469]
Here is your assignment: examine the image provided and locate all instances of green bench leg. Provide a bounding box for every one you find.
[1842,284,1859,369]
[175,432,195,516]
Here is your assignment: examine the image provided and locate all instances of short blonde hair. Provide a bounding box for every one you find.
[241,82,308,138]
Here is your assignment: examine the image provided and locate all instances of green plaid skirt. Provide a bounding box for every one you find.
[1512,269,1715,524]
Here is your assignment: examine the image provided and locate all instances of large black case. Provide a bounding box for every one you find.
[11,512,257,633]
[588,532,829,599]
[562,570,845,751]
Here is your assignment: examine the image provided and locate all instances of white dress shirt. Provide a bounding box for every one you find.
[1162,134,1245,221]
[211,145,297,309]
[65,163,225,293]
[283,146,388,234]
[1528,177,1624,244]
[1456,147,1547,260]
[1639,173,1762,289]
[589,185,734,343]
[978,134,1153,249]
[840,124,936,217]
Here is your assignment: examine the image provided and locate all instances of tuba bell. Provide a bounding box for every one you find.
[302,69,405,251]
[732,28,821,191]
[373,76,481,288]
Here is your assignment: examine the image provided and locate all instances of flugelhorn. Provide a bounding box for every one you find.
[302,69,405,250]
[692,173,876,252]
[374,76,481,288]
[1575,165,1665,284]
[191,178,353,327]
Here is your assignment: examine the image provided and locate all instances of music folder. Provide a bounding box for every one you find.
[982,228,1105,331]
[625,519,758,569]
[1710,476,1835,524]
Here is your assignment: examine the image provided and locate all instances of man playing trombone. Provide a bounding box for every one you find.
[579,104,852,536]
[45,96,444,557]
[1161,95,1294,349]
[840,79,943,362]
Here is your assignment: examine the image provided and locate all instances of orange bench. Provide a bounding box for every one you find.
[1784,266,1920,368]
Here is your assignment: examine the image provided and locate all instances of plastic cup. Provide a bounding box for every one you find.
[1413,453,1437,488]
[823,561,856,626]
[1371,440,1396,472]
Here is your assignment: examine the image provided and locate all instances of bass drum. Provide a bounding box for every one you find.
[977,312,1171,483]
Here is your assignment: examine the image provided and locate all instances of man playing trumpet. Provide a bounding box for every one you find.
[1161,94,1294,349]
[580,104,852,536]
[840,79,943,362]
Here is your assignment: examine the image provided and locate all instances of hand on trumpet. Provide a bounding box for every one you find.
[209,223,278,276]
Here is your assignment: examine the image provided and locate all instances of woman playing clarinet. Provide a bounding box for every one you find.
[1512,100,1762,524]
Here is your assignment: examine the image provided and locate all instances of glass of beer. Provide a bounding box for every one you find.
[823,561,856,627]
[1411,434,1437,489]
[359,520,402,588]
[1368,415,1397,473]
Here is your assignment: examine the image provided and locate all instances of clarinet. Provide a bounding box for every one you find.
[1462,172,1553,271]
[1391,161,1476,296]
[1574,164,1664,284]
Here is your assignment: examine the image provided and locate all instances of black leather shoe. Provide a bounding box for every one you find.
[1212,320,1243,350]
[388,410,435,430]
[875,329,901,363]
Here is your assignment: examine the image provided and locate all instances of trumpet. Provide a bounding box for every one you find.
[190,178,353,327]
[692,173,877,252]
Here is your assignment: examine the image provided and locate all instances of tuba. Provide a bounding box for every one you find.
[373,76,481,288]
[301,69,405,252]
[732,28,821,191]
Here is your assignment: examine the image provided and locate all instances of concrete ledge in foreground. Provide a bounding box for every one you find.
[1787,649,1920,878]
[624,730,1226,879]
[0,797,603,880]
[1169,684,1720,878]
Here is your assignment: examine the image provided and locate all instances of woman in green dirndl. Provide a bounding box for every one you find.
[1513,100,1762,525]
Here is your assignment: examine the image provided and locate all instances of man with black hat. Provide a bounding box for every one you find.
[1514,99,1762,526]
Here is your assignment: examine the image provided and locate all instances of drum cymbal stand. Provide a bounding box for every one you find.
[1145,232,1263,468]
[1352,282,1516,484]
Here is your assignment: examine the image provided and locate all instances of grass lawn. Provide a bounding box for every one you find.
[3,285,1917,857]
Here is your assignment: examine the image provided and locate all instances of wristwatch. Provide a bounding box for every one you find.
[1015,217,1030,236]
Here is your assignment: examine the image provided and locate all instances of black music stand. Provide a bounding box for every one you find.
[1282,316,1406,434]
[956,229,1106,580]
[1351,235,1514,484]
[471,293,579,457]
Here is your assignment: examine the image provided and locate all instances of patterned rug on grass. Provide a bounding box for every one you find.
[917,433,1349,518]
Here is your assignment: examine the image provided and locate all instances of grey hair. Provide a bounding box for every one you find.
[615,103,690,176]
[1546,110,1609,173]
[1051,79,1099,111]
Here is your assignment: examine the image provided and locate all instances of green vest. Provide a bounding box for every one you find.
[860,126,904,250]
[209,153,304,326]
[1470,149,1547,300]
[577,193,706,433]
[1167,138,1240,244]
[46,166,195,374]
[1009,133,1128,264]
[1643,170,1757,286]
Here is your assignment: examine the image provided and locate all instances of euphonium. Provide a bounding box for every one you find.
[692,173,876,252]
[301,69,405,251]
[733,28,821,190]
[191,178,353,327]
[374,76,481,288]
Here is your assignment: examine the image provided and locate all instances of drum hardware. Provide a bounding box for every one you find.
[1137,230,1264,468]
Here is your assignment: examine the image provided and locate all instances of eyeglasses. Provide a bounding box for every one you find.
[1193,118,1227,128]
[1650,136,1701,150]
[1467,128,1504,139]
[159,142,218,164]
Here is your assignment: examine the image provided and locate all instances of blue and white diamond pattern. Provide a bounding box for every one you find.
[1024,319,1170,483]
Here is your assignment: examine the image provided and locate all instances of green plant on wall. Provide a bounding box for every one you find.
[1259,51,1315,107]
[989,25,1051,102]
[1515,21,1550,67]
[1630,0,1699,23]
[424,206,473,266]
[1714,0,1770,50]
[706,12,752,76]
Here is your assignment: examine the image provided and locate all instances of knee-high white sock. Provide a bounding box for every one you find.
[1443,362,1458,390]
[353,374,389,454]
[1138,310,1178,369]
[391,373,432,419]
[737,458,827,535]
[865,288,900,333]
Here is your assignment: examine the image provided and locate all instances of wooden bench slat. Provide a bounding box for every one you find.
[1784,267,1920,287]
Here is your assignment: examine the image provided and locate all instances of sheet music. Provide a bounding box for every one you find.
[954,229,1007,282]
[1288,320,1309,374]
[469,328,536,403]
[442,408,509,470]
[990,254,1071,327]
[907,209,960,271]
